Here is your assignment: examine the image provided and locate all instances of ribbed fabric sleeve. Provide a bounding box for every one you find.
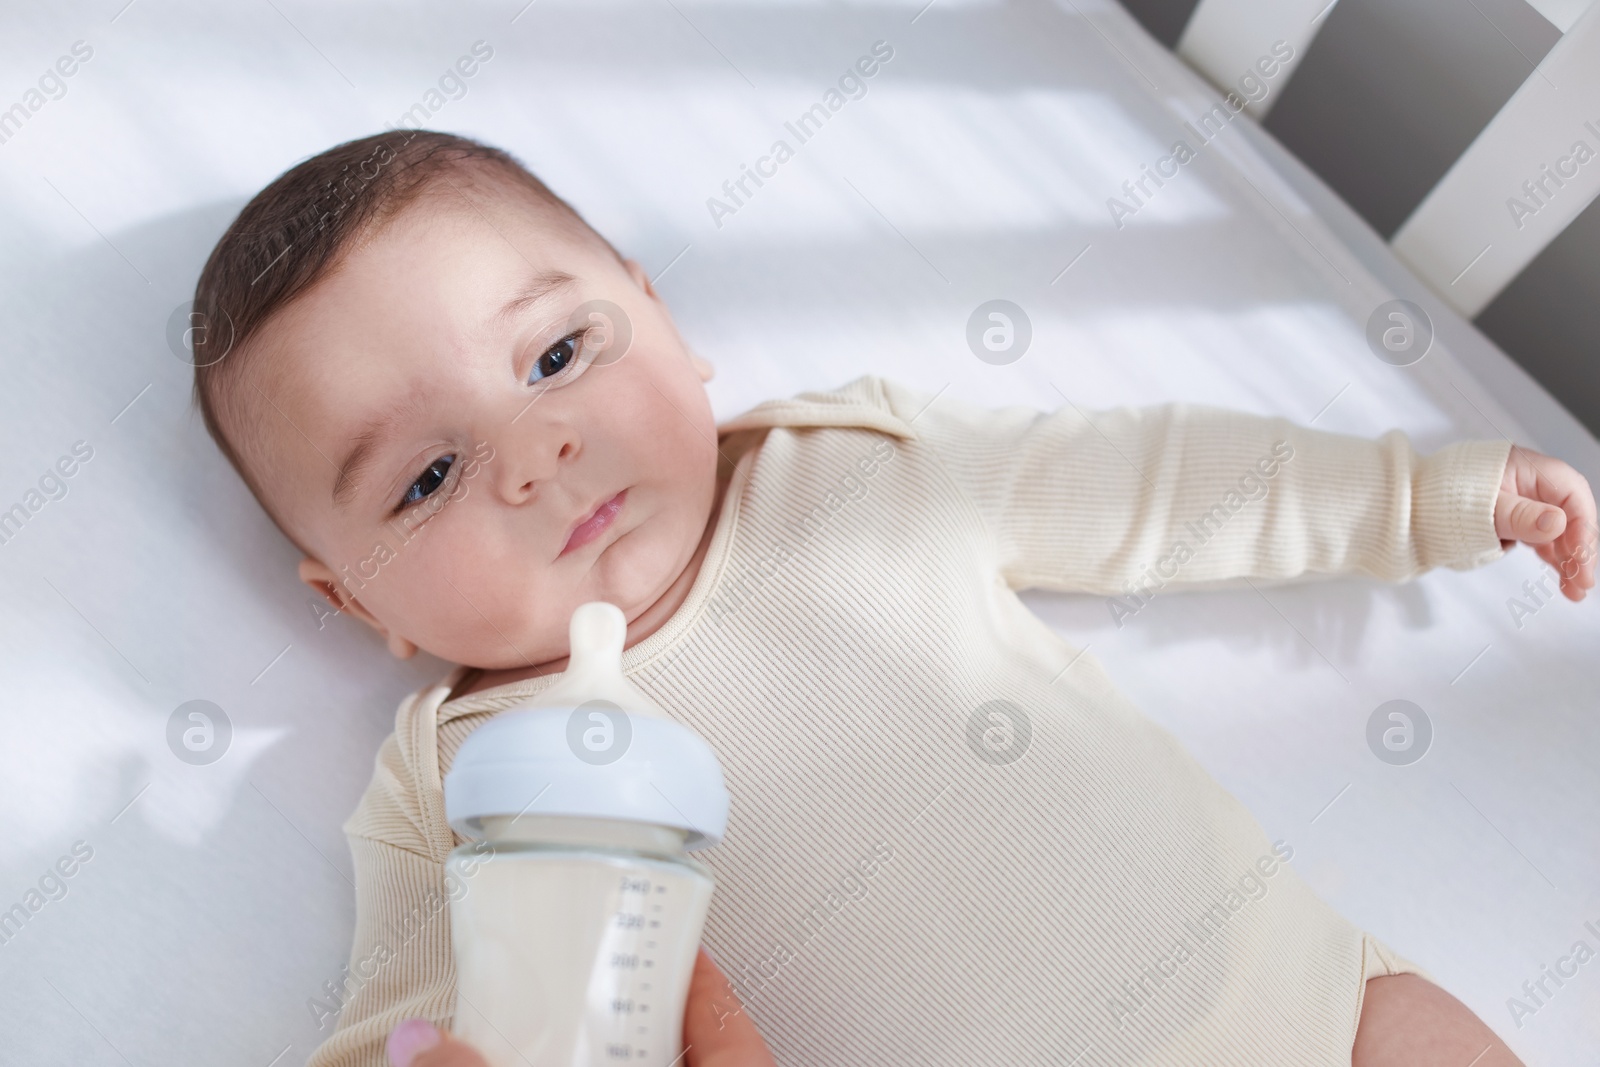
[303,375,1511,1067]
[867,378,1509,595]
[303,838,459,1067]
[306,688,463,1067]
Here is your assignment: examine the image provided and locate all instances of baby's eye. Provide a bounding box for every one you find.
[396,454,455,512]
[528,331,585,385]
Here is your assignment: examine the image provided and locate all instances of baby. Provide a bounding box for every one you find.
[190,130,1595,1067]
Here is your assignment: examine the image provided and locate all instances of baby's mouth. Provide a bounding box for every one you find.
[559,489,628,557]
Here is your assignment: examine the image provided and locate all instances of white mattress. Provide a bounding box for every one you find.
[1,1,1596,1063]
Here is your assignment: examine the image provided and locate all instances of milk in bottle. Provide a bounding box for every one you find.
[442,601,730,1067]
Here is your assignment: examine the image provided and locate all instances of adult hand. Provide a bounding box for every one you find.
[385,1018,486,1067]
[385,948,777,1067]
[1495,445,1597,601]
[682,947,779,1067]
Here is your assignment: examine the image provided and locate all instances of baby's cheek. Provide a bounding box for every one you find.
[416,586,528,667]
[354,522,506,663]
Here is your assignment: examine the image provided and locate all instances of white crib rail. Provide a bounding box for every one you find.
[1527,0,1594,32]
[1174,0,1338,118]
[1391,0,1600,316]
[1177,0,1600,318]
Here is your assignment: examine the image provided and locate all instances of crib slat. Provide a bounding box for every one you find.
[1391,2,1600,317]
[1526,0,1594,33]
[1175,0,1340,118]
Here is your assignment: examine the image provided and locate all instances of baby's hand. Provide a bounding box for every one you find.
[1496,446,1597,601]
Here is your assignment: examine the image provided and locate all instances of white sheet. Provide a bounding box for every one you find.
[0,1,1595,1063]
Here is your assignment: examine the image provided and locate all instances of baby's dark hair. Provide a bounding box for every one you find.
[189,129,621,545]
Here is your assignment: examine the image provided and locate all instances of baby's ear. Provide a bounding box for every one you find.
[298,557,408,654]
[298,557,352,613]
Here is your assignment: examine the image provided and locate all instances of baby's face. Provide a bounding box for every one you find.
[241,185,720,669]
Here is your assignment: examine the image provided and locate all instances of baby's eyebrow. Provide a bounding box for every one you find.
[489,269,578,332]
[331,420,391,509]
[330,270,580,510]
[332,404,414,510]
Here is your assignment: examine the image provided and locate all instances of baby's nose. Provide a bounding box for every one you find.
[488,428,579,505]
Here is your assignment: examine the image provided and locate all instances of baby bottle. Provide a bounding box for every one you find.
[442,601,730,1067]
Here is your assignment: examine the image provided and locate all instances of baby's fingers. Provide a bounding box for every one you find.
[1553,519,1598,600]
[1495,490,1566,545]
[1502,446,1598,600]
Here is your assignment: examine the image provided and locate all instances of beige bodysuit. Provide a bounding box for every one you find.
[306,374,1509,1066]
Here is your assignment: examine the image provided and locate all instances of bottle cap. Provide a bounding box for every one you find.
[443,602,729,850]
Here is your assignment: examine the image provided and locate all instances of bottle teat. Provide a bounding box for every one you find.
[531,601,669,720]
[443,601,730,848]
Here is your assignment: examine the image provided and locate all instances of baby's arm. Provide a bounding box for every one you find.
[305,835,459,1067]
[306,721,462,1067]
[874,377,1591,596]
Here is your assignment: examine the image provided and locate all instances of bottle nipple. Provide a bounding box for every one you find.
[444,600,728,848]
[531,601,670,721]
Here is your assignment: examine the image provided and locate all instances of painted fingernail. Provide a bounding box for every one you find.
[1537,510,1557,532]
[387,1018,442,1067]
